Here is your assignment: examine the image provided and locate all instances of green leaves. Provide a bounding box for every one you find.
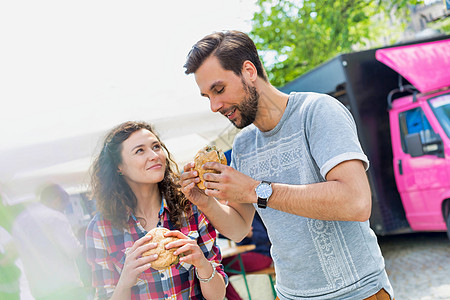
[250,0,423,87]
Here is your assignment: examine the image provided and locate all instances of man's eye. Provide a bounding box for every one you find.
[217,87,224,94]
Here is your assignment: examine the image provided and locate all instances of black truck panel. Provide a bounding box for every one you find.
[279,35,450,235]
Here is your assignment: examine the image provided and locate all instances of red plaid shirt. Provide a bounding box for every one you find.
[85,198,227,300]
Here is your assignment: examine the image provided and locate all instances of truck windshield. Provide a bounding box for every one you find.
[429,94,450,139]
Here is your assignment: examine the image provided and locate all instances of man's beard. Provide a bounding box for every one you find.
[231,79,259,129]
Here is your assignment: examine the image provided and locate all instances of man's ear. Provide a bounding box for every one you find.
[242,60,258,82]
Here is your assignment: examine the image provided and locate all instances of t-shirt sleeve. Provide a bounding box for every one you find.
[303,94,369,178]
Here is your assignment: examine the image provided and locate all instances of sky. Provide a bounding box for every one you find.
[0,0,257,201]
[0,0,256,151]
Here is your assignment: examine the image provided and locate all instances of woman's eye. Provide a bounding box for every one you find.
[135,148,143,154]
[153,144,161,151]
[217,87,224,94]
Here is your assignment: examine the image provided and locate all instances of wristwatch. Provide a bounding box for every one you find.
[255,181,272,209]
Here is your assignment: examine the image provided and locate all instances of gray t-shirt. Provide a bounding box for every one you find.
[231,92,393,299]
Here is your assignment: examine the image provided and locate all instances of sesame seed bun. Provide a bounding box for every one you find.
[142,227,180,270]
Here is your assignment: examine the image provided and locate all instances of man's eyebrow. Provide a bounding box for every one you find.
[201,81,224,97]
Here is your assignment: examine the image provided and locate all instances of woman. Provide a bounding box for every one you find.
[85,121,227,300]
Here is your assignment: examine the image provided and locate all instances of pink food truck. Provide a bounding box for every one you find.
[281,35,450,238]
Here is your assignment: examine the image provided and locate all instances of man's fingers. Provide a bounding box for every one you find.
[204,188,220,198]
[181,177,200,188]
[183,162,195,172]
[180,168,200,187]
[203,172,220,183]
[181,182,198,194]
[181,169,198,180]
[202,161,225,172]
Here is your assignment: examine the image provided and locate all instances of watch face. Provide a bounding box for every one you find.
[256,183,272,198]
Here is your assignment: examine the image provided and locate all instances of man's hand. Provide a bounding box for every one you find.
[180,161,256,242]
[180,162,214,208]
[200,161,259,205]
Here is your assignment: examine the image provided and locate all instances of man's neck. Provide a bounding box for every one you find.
[253,81,289,132]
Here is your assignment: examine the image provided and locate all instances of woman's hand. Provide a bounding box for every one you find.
[165,230,226,299]
[164,230,210,269]
[116,234,158,290]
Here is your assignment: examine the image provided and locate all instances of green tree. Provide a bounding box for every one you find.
[250,0,423,87]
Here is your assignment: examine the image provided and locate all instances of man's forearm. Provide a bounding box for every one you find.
[269,180,371,222]
[198,200,254,242]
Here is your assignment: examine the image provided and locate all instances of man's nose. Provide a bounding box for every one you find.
[209,97,223,113]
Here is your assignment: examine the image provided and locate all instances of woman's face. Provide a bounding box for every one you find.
[118,129,166,186]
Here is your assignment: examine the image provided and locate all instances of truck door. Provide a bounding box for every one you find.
[394,105,448,231]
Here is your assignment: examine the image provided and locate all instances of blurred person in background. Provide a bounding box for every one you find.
[85,121,226,300]
[0,192,26,235]
[222,213,272,300]
[0,225,21,300]
[12,183,86,300]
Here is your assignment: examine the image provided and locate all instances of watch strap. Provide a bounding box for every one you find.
[257,197,268,209]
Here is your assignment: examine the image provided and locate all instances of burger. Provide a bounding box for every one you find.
[193,145,227,190]
[142,227,180,270]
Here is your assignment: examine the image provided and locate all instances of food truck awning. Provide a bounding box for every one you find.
[375,38,450,93]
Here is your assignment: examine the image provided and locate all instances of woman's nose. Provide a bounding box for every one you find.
[147,149,158,160]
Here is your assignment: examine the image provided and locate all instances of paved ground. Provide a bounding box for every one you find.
[379,232,450,300]
[230,232,450,300]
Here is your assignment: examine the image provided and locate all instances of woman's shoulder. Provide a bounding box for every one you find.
[86,212,113,233]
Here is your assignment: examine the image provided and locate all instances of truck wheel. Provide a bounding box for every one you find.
[447,213,450,240]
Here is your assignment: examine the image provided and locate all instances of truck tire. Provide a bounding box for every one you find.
[445,200,450,241]
[447,213,450,240]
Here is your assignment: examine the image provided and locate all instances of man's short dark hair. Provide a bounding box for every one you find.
[184,30,268,82]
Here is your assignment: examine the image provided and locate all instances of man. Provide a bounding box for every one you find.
[12,184,86,300]
[180,31,394,299]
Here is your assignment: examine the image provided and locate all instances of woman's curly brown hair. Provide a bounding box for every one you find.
[90,121,190,228]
